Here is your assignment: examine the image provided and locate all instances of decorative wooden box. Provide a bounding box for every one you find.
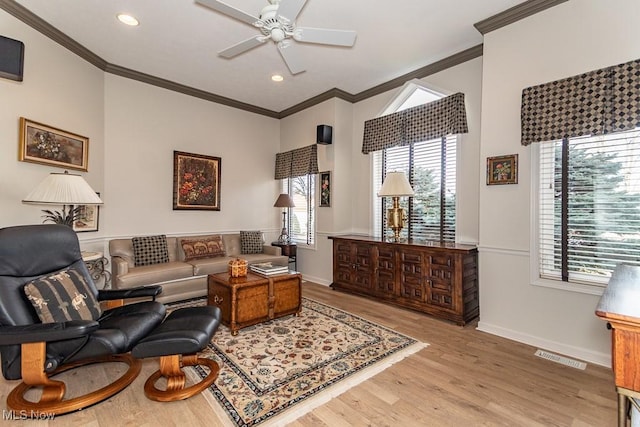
[227,258,248,277]
[207,272,302,335]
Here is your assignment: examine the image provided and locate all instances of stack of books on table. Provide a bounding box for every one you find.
[250,263,289,277]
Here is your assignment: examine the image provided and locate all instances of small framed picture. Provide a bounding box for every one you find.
[319,171,331,207]
[19,117,89,171]
[73,193,100,232]
[487,154,518,185]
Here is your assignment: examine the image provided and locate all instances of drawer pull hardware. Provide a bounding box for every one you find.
[213,295,223,304]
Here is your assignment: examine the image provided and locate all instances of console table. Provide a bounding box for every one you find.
[595,264,640,427]
[328,235,478,325]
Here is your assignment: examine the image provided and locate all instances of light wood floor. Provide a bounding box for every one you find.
[0,282,617,426]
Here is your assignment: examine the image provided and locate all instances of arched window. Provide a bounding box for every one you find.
[372,81,457,241]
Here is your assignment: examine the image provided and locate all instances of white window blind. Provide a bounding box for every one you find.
[374,136,457,241]
[538,128,640,286]
[282,175,315,245]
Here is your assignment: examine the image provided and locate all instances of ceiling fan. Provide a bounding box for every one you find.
[195,0,357,75]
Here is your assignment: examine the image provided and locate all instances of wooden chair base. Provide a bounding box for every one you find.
[7,351,141,417]
[144,354,220,402]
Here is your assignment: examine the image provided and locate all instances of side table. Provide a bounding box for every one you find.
[81,251,112,289]
[271,242,297,271]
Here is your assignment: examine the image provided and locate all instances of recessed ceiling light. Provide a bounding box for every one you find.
[271,74,284,82]
[117,14,139,26]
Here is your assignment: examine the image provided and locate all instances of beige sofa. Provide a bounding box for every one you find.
[109,233,288,303]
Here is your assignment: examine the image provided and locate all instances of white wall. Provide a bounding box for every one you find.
[2,0,629,367]
[477,0,640,366]
[279,98,351,283]
[104,75,280,238]
[0,10,105,234]
[1,8,282,255]
[350,58,484,243]
[280,58,484,285]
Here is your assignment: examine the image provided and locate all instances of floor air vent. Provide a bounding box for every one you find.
[534,349,587,370]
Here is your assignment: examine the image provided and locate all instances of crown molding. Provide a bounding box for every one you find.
[1,0,560,118]
[473,0,568,35]
[352,45,483,104]
[104,64,280,118]
[0,0,107,69]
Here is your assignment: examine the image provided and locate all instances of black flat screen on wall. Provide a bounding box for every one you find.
[0,35,25,82]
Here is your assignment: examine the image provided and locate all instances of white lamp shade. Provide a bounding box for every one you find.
[378,172,414,197]
[23,172,103,205]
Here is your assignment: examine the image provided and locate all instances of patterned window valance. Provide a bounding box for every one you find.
[362,92,469,154]
[521,57,640,146]
[274,144,319,179]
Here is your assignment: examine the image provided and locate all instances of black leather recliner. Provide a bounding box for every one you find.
[0,224,166,416]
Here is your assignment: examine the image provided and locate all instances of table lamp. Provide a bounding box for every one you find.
[378,171,414,242]
[274,193,295,243]
[23,171,103,226]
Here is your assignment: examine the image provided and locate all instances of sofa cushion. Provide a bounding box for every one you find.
[240,230,263,254]
[24,267,101,323]
[132,235,170,266]
[188,257,233,276]
[115,261,194,289]
[181,235,225,261]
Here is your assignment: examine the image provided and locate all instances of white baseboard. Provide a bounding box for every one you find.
[476,321,611,368]
[301,274,331,286]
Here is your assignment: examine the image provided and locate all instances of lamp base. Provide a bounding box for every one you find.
[277,228,290,244]
[386,197,405,242]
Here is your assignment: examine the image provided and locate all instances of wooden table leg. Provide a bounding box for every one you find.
[619,392,628,427]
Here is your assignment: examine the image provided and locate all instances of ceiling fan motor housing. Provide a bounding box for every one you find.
[259,4,294,42]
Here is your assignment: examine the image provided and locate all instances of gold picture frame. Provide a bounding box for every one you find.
[173,151,221,210]
[19,117,89,171]
[487,154,518,185]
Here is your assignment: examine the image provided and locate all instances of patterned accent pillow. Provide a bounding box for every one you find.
[24,267,101,323]
[240,231,263,255]
[181,235,226,261]
[132,235,170,266]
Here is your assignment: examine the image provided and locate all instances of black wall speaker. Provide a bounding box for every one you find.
[0,35,25,82]
[317,124,332,145]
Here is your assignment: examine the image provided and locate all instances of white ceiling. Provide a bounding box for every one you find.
[12,0,527,114]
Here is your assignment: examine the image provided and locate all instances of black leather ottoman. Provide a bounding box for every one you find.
[132,306,221,401]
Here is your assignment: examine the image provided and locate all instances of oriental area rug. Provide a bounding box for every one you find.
[167,297,427,427]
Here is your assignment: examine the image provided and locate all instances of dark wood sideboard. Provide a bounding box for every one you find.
[328,235,478,325]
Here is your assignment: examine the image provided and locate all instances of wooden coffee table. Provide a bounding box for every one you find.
[207,271,302,335]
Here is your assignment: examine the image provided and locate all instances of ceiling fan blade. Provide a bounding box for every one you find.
[277,41,305,75]
[276,0,307,24]
[195,0,260,26]
[218,36,266,58]
[294,27,357,47]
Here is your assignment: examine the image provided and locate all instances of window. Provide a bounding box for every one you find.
[536,128,640,287]
[282,174,316,245]
[373,85,457,241]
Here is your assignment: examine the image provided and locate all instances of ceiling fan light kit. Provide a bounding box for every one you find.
[196,0,357,75]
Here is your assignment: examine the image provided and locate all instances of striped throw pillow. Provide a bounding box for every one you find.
[24,267,101,323]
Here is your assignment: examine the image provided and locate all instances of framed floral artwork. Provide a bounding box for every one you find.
[487,154,518,185]
[319,171,331,207]
[173,151,221,210]
[19,117,89,171]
